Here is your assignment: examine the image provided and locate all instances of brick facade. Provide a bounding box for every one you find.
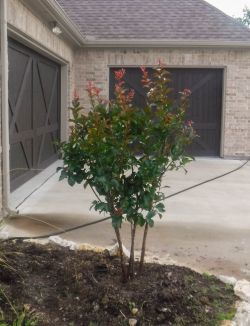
[7,0,74,63]
[0,0,75,214]
[74,47,250,158]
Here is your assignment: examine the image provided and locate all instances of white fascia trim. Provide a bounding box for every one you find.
[8,24,69,64]
[39,0,85,46]
[83,38,250,48]
[1,0,15,216]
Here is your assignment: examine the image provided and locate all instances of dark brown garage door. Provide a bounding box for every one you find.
[109,68,223,157]
[8,39,60,191]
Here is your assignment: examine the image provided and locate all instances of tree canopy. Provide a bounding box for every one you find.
[236,6,250,27]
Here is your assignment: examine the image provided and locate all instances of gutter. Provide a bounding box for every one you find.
[39,0,85,46]
[82,38,250,48]
[0,0,12,216]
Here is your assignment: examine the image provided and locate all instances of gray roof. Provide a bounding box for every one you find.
[56,0,250,42]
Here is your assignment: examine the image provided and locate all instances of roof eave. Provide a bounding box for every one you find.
[82,38,250,48]
[39,0,85,46]
[25,1,250,49]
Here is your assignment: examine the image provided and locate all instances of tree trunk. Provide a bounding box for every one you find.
[114,227,127,282]
[139,223,149,274]
[128,223,136,278]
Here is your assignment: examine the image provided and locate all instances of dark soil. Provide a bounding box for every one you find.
[0,241,237,326]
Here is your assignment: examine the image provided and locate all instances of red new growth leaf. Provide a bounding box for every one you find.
[115,82,125,94]
[140,66,148,80]
[140,66,152,88]
[86,81,102,97]
[187,120,194,127]
[114,69,135,106]
[157,59,166,68]
[127,89,135,103]
[73,89,80,101]
[183,89,192,97]
[115,68,126,81]
[114,208,123,216]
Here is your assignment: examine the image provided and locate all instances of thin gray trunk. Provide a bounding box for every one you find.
[114,227,127,282]
[139,223,149,274]
[128,223,136,278]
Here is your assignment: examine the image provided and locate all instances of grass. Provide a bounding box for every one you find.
[216,309,236,321]
[0,289,38,326]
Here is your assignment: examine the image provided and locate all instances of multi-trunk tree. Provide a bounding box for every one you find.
[58,62,195,282]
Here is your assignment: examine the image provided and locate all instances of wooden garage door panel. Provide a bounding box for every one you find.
[8,47,31,106]
[169,68,222,156]
[109,68,223,157]
[8,39,60,191]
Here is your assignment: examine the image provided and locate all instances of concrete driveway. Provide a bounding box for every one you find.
[4,158,250,281]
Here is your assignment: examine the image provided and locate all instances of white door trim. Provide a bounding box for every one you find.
[1,0,12,216]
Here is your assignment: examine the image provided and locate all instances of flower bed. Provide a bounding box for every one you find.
[0,241,237,326]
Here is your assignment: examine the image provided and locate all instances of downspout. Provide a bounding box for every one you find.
[1,0,13,216]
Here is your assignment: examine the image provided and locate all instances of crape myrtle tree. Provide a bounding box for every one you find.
[58,62,195,282]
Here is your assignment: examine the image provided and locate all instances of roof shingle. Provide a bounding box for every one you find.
[56,0,250,42]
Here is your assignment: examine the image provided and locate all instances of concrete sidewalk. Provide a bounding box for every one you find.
[4,158,250,280]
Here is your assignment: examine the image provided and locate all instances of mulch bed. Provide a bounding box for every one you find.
[0,241,237,326]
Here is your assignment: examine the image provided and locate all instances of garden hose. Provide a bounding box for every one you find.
[1,159,249,243]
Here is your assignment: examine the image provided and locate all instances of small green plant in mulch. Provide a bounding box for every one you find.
[0,221,12,274]
[216,309,237,323]
[0,288,38,326]
[190,280,237,325]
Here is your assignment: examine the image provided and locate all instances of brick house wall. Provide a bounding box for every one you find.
[7,0,75,65]
[74,47,250,159]
[0,0,75,214]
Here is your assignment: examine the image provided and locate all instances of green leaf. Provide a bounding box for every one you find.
[147,219,154,227]
[155,202,165,213]
[112,215,123,229]
[94,202,109,213]
[90,200,98,210]
[142,192,153,210]
[59,170,67,181]
[146,210,156,228]
[146,210,156,220]
[137,214,146,227]
[68,176,75,187]
[111,179,120,190]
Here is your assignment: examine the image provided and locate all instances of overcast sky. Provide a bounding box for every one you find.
[206,0,250,17]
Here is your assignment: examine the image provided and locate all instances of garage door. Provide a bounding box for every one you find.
[8,39,60,191]
[109,68,223,157]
